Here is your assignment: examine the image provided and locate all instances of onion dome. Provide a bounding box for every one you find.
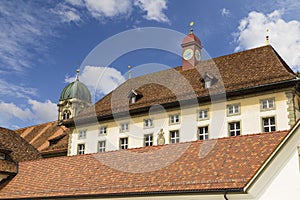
[60,80,91,103]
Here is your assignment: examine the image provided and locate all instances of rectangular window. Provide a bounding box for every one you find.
[98,141,106,152]
[198,126,209,140]
[78,130,86,139]
[144,118,153,128]
[262,117,276,132]
[120,137,128,149]
[260,98,275,110]
[198,109,209,120]
[144,134,153,146]
[169,114,180,124]
[170,130,180,144]
[99,126,107,135]
[229,122,241,136]
[77,144,85,155]
[227,104,240,115]
[120,123,129,132]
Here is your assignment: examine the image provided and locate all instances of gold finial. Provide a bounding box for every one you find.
[189,21,194,34]
[266,29,269,45]
[76,69,80,81]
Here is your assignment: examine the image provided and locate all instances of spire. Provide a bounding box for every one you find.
[189,21,194,34]
[266,29,269,45]
[75,69,80,81]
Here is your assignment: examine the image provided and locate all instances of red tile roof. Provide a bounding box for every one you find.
[0,130,289,199]
[65,45,297,125]
[15,121,69,156]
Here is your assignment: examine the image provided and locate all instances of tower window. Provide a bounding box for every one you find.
[77,144,85,155]
[63,110,71,120]
[262,117,276,132]
[229,122,241,136]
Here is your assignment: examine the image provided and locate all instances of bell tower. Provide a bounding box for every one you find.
[57,69,92,122]
[181,22,203,71]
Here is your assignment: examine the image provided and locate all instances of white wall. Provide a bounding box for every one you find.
[69,91,292,155]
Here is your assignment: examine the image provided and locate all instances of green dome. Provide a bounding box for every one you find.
[60,80,91,102]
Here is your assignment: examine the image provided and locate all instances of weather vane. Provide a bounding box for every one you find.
[190,21,194,34]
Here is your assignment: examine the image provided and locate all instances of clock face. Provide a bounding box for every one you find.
[183,49,194,60]
[195,49,201,61]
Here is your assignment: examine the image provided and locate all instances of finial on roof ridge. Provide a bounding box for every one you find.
[189,21,194,34]
[76,69,80,81]
[266,29,269,45]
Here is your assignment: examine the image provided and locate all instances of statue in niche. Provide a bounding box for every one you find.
[157,129,165,145]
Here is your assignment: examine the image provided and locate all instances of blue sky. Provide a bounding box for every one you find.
[0,0,300,129]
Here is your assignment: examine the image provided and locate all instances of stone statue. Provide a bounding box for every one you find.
[157,129,165,145]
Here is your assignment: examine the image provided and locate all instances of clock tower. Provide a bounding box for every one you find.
[181,22,202,71]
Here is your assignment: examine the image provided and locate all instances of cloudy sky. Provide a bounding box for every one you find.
[0,0,300,129]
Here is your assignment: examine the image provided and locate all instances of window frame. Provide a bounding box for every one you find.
[77,143,85,155]
[120,137,128,149]
[262,116,276,132]
[99,126,107,135]
[197,109,209,120]
[120,123,129,133]
[198,126,209,140]
[260,98,275,111]
[144,134,153,146]
[0,153,6,160]
[98,140,106,152]
[143,118,154,129]
[169,114,180,125]
[169,130,180,144]
[227,103,241,116]
[78,130,87,139]
[228,121,241,136]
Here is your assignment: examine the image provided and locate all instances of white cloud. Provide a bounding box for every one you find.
[0,99,57,128]
[51,3,82,23]
[134,0,169,23]
[66,0,85,7]
[221,8,231,17]
[0,79,37,99]
[84,0,132,18]
[65,66,126,99]
[234,10,300,71]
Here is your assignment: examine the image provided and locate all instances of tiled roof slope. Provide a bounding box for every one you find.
[0,130,288,199]
[69,45,296,123]
[0,128,40,163]
[15,121,69,155]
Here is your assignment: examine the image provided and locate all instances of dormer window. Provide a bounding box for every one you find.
[0,153,5,160]
[128,89,142,104]
[202,72,217,89]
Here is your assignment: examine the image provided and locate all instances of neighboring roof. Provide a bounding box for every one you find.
[59,80,92,102]
[65,45,297,125]
[0,127,40,163]
[15,121,69,155]
[0,130,289,199]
